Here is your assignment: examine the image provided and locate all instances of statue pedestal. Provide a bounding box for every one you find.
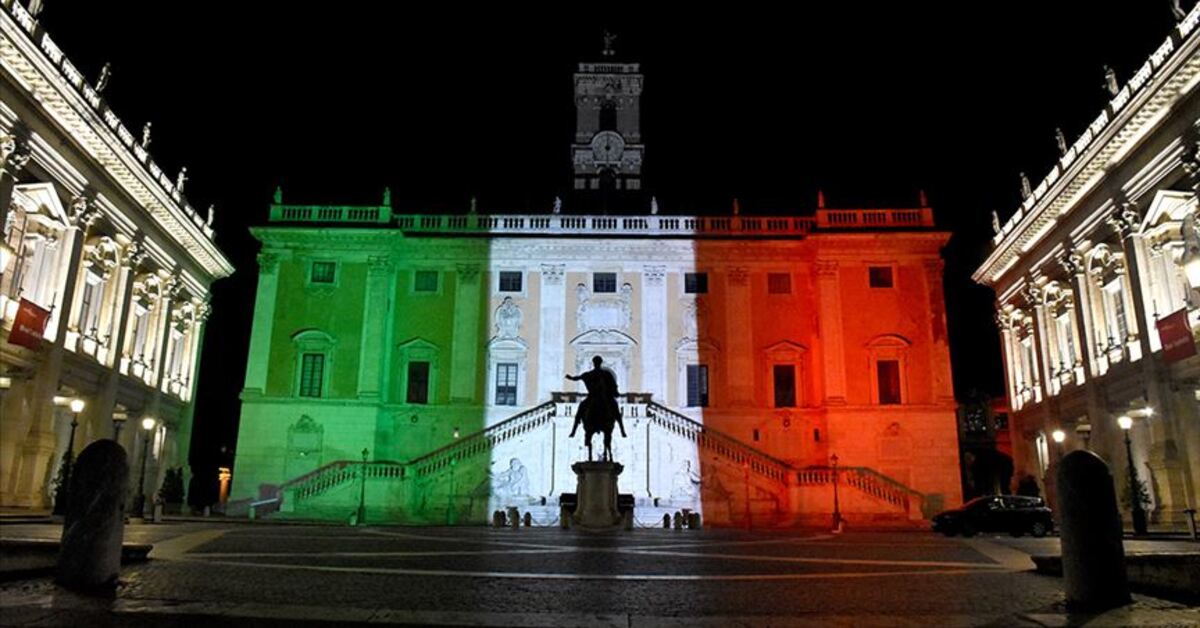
[571,461,623,530]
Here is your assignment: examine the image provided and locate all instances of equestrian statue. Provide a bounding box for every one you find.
[565,356,627,461]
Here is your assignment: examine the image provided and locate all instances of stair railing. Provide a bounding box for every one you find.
[408,400,558,479]
[644,401,793,484]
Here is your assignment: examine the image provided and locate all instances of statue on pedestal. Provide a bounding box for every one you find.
[565,356,627,461]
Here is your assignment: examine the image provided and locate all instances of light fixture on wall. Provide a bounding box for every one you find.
[1051,429,1066,444]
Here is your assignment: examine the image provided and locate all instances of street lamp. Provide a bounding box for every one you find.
[53,399,85,516]
[356,447,368,526]
[831,453,843,532]
[1117,415,1148,535]
[1051,429,1066,445]
[133,417,156,516]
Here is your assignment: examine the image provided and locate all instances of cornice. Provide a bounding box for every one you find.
[0,7,234,280]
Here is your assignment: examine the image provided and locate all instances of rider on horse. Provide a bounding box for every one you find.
[566,356,627,460]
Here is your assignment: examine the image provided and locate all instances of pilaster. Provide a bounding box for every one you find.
[724,266,754,405]
[815,261,846,404]
[357,255,394,399]
[641,265,667,400]
[242,252,279,394]
[449,263,482,403]
[536,263,566,402]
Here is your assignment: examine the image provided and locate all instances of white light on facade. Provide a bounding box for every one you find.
[1051,429,1066,443]
[69,398,85,413]
[1117,415,1133,430]
[141,417,157,431]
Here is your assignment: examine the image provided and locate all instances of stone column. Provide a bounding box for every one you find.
[815,261,846,404]
[0,123,32,232]
[449,263,482,403]
[724,267,754,405]
[1025,283,1052,402]
[86,241,144,434]
[537,264,566,401]
[1112,204,1188,524]
[11,194,96,507]
[922,259,954,402]
[357,255,394,400]
[242,252,279,394]
[641,265,667,400]
[153,279,182,394]
[1061,250,1108,421]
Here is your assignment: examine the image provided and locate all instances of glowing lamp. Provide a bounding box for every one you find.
[141,417,157,431]
[452,427,460,439]
[1051,429,1066,444]
[1117,415,1133,431]
[1142,405,1154,418]
[69,398,85,413]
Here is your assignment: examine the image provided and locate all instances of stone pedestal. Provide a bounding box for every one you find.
[571,461,623,530]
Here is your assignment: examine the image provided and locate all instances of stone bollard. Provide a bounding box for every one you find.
[688,512,702,530]
[560,506,571,529]
[508,507,520,529]
[152,501,163,524]
[1056,450,1131,611]
[662,513,671,529]
[56,440,128,592]
[203,506,211,517]
[623,510,634,531]
[523,512,532,527]
[673,511,683,530]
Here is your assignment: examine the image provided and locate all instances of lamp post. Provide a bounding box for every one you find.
[1117,415,1148,535]
[356,447,368,526]
[133,417,156,517]
[831,453,842,532]
[112,413,127,441]
[53,399,85,516]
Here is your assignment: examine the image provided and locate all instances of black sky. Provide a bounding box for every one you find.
[32,3,1184,474]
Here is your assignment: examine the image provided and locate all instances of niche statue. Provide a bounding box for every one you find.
[566,356,627,461]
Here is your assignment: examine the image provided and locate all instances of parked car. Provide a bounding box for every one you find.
[931,495,1053,537]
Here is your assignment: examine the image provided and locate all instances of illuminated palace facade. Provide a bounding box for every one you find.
[232,57,961,526]
[0,1,234,509]
[974,8,1200,530]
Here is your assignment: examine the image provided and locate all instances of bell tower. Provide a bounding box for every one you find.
[571,33,644,194]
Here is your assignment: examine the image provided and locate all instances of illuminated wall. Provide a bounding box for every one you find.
[230,206,962,525]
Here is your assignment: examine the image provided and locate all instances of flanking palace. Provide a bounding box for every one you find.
[231,51,962,526]
[974,7,1200,531]
[1,1,233,510]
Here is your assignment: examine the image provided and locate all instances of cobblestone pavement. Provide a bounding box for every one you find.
[1,523,1197,626]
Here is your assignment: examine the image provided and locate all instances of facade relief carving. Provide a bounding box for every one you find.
[494,296,523,340]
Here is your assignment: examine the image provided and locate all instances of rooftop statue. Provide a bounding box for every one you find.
[553,196,562,214]
[566,356,627,461]
[991,211,1002,236]
[602,31,617,57]
[1056,128,1068,155]
[1103,66,1120,97]
[95,63,111,94]
[141,122,152,149]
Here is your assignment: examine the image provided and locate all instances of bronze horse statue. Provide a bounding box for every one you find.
[566,356,627,461]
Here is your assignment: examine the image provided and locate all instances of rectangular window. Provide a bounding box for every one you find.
[499,271,522,293]
[684,272,708,294]
[876,359,901,405]
[299,353,325,398]
[868,266,894,288]
[767,272,792,294]
[132,308,149,358]
[773,364,796,407]
[311,261,336,284]
[169,330,186,377]
[406,361,430,404]
[1105,284,1128,341]
[79,278,102,333]
[414,270,438,293]
[495,362,518,406]
[593,272,617,293]
[686,364,709,407]
[1055,313,1076,369]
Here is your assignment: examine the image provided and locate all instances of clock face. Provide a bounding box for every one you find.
[591,131,625,163]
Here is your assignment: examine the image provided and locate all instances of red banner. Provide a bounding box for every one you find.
[1156,308,1197,364]
[7,298,51,350]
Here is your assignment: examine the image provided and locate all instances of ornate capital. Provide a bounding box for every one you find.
[643,265,666,286]
[1058,249,1085,275]
[1,124,32,177]
[68,193,100,228]
[368,255,395,275]
[727,266,749,287]
[256,252,279,275]
[121,239,147,270]
[540,263,565,285]
[1182,139,1200,191]
[456,263,481,284]
[1105,197,1142,237]
[814,260,838,277]
[1021,282,1042,305]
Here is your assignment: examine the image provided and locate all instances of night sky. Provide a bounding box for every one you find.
[31,3,1184,475]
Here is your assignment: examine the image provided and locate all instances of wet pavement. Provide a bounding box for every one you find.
[1,523,1197,626]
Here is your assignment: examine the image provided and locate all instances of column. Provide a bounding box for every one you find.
[536,263,565,401]
[11,194,95,507]
[815,260,846,404]
[449,263,481,403]
[357,255,394,399]
[0,122,32,231]
[153,278,182,393]
[86,241,143,432]
[1025,283,1052,401]
[922,259,954,402]
[641,265,667,400]
[242,252,279,394]
[174,306,210,496]
[724,267,754,405]
[1061,250,1099,381]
